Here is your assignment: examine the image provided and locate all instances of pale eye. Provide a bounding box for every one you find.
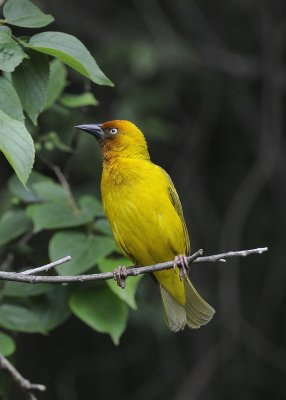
[110,128,118,135]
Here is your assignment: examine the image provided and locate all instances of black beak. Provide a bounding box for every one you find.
[75,124,104,140]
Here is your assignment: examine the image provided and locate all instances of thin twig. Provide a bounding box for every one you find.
[20,256,72,276]
[38,155,79,213]
[0,354,46,393]
[195,247,267,263]
[52,165,79,213]
[0,247,268,285]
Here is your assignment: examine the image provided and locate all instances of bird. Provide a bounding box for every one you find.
[76,120,215,331]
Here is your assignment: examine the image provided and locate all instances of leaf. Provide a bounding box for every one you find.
[49,231,116,275]
[26,203,85,231]
[3,0,54,28]
[0,26,12,35]
[80,195,104,216]
[28,32,114,86]
[94,218,113,236]
[8,171,52,203]
[47,131,72,153]
[12,51,49,124]
[26,195,103,231]
[32,286,71,332]
[3,281,53,297]
[0,304,38,333]
[44,59,67,110]
[59,92,98,108]
[69,285,128,344]
[0,32,28,72]
[0,76,24,121]
[0,287,70,333]
[0,332,16,356]
[98,258,142,310]
[0,110,35,185]
[0,209,31,246]
[32,181,68,203]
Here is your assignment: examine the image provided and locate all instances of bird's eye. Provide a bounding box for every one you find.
[110,128,118,135]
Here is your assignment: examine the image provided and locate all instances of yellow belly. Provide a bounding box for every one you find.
[101,158,189,305]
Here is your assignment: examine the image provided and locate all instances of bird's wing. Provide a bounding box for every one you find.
[164,172,191,256]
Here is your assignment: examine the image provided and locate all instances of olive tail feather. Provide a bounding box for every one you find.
[159,279,215,332]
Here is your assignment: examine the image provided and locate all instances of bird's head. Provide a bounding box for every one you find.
[76,120,150,161]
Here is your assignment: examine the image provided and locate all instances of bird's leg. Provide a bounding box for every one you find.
[113,265,128,289]
[174,255,189,281]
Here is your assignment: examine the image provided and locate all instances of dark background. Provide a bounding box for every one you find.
[1,0,286,399]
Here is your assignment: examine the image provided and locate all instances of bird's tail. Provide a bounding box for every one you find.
[159,278,215,332]
[184,276,215,329]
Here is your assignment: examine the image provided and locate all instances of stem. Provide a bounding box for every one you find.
[0,247,268,285]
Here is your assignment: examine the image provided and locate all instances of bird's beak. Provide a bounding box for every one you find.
[75,124,104,140]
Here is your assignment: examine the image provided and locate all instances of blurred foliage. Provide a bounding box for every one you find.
[0,2,141,394]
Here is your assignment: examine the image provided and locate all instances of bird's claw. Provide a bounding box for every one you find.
[174,255,189,281]
[113,265,128,289]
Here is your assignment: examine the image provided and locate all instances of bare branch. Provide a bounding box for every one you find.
[38,155,79,213]
[20,256,72,276]
[52,165,79,213]
[0,247,268,285]
[0,354,46,395]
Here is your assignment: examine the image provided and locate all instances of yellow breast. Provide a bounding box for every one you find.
[101,157,188,304]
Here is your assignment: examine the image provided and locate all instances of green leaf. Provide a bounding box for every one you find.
[0,304,39,332]
[0,209,31,246]
[0,287,70,333]
[26,203,84,231]
[59,92,98,108]
[0,76,24,121]
[3,0,54,28]
[12,51,49,124]
[0,26,12,35]
[80,195,104,216]
[0,303,41,333]
[8,171,51,203]
[44,59,67,110]
[28,32,114,86]
[98,258,142,310]
[3,281,53,297]
[0,32,28,72]
[69,285,128,344]
[32,181,68,203]
[0,110,35,185]
[32,286,71,332]
[49,231,116,275]
[94,218,113,236]
[46,131,72,153]
[26,195,103,231]
[0,332,16,356]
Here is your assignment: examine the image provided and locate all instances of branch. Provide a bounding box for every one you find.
[0,354,46,396]
[52,165,79,213]
[37,155,79,213]
[0,247,268,284]
[21,256,72,276]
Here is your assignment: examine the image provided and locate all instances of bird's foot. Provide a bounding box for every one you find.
[113,265,128,289]
[173,255,189,281]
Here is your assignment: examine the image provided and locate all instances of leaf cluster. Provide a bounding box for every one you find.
[0,0,113,185]
[0,0,140,360]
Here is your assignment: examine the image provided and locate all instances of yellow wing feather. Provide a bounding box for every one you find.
[165,171,191,255]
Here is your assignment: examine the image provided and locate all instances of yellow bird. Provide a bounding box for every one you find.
[76,120,214,331]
